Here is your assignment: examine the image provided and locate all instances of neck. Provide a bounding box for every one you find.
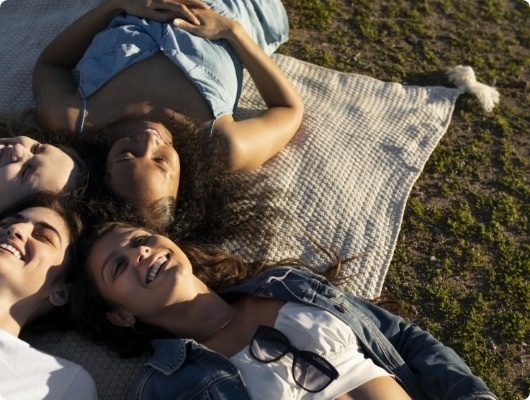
[0,290,48,337]
[0,301,23,337]
[149,287,237,342]
[196,306,236,343]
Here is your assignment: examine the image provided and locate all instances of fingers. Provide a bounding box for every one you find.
[173,18,194,30]
[172,5,201,25]
[177,0,209,9]
[152,1,203,24]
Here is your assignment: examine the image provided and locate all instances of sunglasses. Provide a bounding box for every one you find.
[249,325,339,393]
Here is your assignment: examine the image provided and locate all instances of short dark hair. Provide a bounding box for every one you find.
[0,109,90,197]
[1,191,84,333]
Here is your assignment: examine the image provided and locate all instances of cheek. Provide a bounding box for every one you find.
[26,259,61,291]
[105,272,141,302]
[0,165,20,182]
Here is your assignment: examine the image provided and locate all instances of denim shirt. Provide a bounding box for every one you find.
[128,267,497,400]
[74,0,288,122]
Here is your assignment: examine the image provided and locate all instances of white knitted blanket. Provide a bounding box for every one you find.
[1,0,460,398]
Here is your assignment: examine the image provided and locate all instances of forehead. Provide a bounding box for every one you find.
[108,164,178,202]
[93,227,133,253]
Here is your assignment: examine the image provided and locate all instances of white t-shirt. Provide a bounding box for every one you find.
[230,302,392,399]
[0,329,97,400]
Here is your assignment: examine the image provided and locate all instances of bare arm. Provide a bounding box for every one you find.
[175,9,304,171]
[32,0,207,132]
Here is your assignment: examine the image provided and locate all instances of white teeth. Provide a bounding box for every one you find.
[0,243,22,260]
[147,255,168,283]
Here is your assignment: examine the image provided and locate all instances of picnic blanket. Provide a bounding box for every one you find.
[1,0,462,398]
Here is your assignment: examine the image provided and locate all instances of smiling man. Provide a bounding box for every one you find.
[0,192,97,400]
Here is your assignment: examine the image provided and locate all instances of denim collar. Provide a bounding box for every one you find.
[145,339,189,375]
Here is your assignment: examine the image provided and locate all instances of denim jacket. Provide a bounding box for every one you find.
[128,267,497,400]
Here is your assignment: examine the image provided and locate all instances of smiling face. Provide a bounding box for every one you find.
[87,227,200,324]
[0,137,77,213]
[0,207,70,303]
[105,122,180,209]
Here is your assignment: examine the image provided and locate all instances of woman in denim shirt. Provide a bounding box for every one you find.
[33,0,303,228]
[72,222,496,400]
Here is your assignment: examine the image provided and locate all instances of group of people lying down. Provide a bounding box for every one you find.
[0,0,496,399]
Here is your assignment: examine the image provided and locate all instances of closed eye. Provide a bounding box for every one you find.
[20,162,35,183]
[31,143,46,155]
[33,227,54,245]
[112,258,127,280]
[132,235,150,248]
[114,152,135,163]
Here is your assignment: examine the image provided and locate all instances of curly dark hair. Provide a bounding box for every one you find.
[75,116,238,231]
[70,221,347,358]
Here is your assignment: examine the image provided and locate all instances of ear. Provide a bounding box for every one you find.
[49,281,73,307]
[106,310,136,328]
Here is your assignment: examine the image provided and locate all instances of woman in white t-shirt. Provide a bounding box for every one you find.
[71,222,496,400]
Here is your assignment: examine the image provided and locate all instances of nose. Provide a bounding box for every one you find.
[5,223,29,242]
[133,245,150,266]
[11,143,30,163]
[133,131,160,157]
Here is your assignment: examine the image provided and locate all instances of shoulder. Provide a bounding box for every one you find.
[0,332,97,400]
[132,339,248,399]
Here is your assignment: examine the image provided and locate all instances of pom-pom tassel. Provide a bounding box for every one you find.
[447,65,500,112]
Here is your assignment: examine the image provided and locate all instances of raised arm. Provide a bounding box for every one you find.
[32,0,207,132]
[175,9,304,171]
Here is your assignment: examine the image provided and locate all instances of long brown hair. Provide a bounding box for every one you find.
[70,222,347,358]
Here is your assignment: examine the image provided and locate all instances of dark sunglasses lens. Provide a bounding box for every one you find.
[250,328,290,362]
[293,353,337,392]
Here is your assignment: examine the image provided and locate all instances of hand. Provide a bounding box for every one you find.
[112,0,209,25]
[173,8,238,40]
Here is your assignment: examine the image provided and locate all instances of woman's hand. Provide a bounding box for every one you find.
[173,8,238,39]
[112,0,209,25]
[174,6,304,172]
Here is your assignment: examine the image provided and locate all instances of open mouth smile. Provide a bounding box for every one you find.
[147,255,168,283]
[0,242,24,261]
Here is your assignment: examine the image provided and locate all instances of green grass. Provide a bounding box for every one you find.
[281,1,530,398]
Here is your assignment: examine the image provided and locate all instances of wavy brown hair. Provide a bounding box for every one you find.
[70,221,348,358]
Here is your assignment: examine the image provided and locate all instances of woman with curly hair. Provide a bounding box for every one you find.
[33,0,303,228]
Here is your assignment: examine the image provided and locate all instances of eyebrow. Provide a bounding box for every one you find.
[10,213,63,246]
[38,220,64,246]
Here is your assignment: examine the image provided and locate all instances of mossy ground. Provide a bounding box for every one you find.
[280,1,529,398]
